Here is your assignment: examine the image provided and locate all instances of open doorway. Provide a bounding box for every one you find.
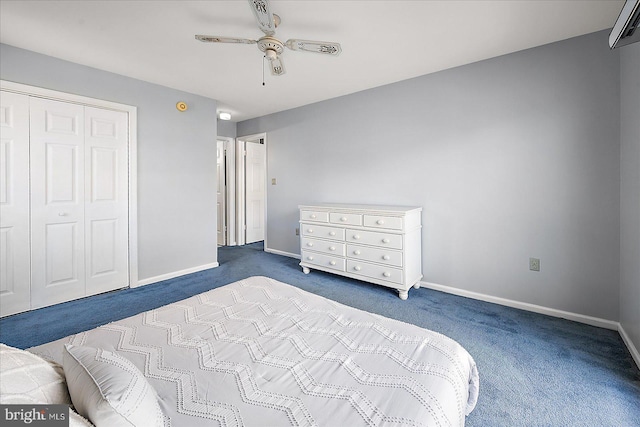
[216,138,227,246]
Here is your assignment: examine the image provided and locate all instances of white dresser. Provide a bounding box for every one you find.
[299,203,423,300]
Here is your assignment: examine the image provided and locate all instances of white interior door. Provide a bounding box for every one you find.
[216,139,227,246]
[245,140,265,244]
[84,106,128,295]
[30,98,86,309]
[0,91,31,316]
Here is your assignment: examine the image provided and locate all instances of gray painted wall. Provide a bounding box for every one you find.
[239,30,621,321]
[620,42,640,352]
[0,44,219,282]
[217,119,237,138]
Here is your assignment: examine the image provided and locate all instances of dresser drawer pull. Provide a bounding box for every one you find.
[329,246,336,251]
[382,238,390,244]
[329,260,336,266]
[329,231,336,236]
[310,214,317,219]
[382,255,390,260]
[307,228,314,233]
[376,219,385,225]
[307,242,313,247]
[353,250,361,255]
[340,217,347,222]
[307,256,314,261]
[353,234,361,240]
[382,272,391,278]
[354,265,362,271]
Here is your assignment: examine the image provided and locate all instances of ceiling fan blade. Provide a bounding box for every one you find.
[285,39,342,56]
[248,0,276,36]
[195,35,256,44]
[268,55,286,76]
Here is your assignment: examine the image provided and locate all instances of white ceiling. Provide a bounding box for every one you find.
[0,0,624,122]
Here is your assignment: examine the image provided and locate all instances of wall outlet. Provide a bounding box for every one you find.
[271,178,277,185]
[295,227,299,236]
[529,257,540,272]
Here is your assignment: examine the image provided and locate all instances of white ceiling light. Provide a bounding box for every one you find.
[219,112,231,121]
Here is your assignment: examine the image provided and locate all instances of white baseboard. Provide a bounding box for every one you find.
[420,281,619,330]
[265,247,300,259]
[618,323,640,370]
[421,281,640,370]
[135,262,219,287]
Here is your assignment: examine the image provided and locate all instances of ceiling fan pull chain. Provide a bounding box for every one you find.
[262,55,266,86]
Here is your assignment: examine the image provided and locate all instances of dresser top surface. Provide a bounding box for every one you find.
[299,203,422,214]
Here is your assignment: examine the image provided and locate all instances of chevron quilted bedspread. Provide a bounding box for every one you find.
[29,276,479,427]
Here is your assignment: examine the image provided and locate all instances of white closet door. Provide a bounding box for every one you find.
[84,106,128,295]
[30,98,86,309]
[0,91,31,317]
[245,141,265,244]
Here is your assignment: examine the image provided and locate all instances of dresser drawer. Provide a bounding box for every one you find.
[301,250,346,272]
[330,212,362,226]
[347,244,402,267]
[347,260,403,285]
[300,210,329,222]
[301,224,345,240]
[363,214,403,231]
[302,237,346,256]
[346,229,403,249]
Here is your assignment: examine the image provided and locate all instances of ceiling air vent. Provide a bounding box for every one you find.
[609,0,640,49]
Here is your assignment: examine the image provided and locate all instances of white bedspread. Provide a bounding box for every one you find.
[29,276,479,427]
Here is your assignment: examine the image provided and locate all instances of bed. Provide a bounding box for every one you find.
[22,276,479,426]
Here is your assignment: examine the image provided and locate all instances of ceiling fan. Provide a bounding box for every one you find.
[195,0,342,76]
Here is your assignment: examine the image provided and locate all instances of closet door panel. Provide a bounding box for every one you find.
[84,106,128,295]
[30,98,86,309]
[0,91,31,317]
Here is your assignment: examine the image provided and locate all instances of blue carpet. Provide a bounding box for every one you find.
[1,242,639,426]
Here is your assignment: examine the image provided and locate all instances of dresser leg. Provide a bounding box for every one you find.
[302,267,311,275]
[398,289,408,300]
[413,282,421,289]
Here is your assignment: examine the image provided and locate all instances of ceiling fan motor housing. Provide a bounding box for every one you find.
[257,36,284,58]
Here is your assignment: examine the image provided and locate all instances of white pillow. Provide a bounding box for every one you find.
[62,344,164,427]
[69,407,95,427]
[0,343,71,405]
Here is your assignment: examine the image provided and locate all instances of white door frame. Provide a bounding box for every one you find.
[217,137,235,246]
[0,80,139,288]
[216,139,227,246]
[236,132,267,247]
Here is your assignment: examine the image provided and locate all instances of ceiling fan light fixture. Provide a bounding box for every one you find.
[195,0,342,77]
[265,49,278,60]
[219,112,232,121]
